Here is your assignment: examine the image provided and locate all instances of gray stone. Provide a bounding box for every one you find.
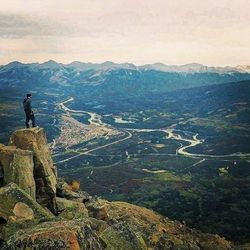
[9,128,58,214]
[0,146,36,199]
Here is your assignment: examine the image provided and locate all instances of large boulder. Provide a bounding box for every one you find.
[0,145,36,199]
[0,183,54,240]
[56,197,88,220]
[0,183,53,222]
[9,128,57,214]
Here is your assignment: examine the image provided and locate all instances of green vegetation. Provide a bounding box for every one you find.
[1,76,250,243]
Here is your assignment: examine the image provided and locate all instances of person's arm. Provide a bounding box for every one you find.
[26,99,32,113]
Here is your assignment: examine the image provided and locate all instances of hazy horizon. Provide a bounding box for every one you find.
[1,59,249,68]
[1,0,250,66]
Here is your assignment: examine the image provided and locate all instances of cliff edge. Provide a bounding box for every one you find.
[0,128,233,249]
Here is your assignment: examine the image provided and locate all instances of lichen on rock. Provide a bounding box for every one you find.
[0,183,53,222]
[56,197,88,220]
[0,183,54,241]
[12,202,34,221]
[0,145,36,199]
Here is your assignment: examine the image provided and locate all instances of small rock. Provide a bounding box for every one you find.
[13,202,34,221]
[85,198,109,221]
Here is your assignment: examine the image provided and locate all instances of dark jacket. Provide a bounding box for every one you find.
[23,97,32,112]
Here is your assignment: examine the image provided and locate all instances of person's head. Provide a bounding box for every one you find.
[26,93,32,98]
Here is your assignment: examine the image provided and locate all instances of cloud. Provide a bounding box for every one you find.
[0,12,73,38]
[0,0,250,65]
[0,10,144,40]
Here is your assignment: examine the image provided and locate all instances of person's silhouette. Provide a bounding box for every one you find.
[23,93,36,128]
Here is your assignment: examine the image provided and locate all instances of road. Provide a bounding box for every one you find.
[55,98,132,164]
[55,97,250,164]
[128,127,250,159]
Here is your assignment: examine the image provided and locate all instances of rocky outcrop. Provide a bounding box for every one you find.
[9,128,57,213]
[0,128,234,249]
[0,146,36,199]
[1,197,233,250]
[2,219,107,250]
[106,201,232,250]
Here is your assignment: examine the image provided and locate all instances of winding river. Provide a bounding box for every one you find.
[56,98,250,163]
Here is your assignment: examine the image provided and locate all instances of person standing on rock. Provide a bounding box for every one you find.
[23,93,36,128]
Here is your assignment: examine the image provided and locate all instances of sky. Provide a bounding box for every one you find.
[0,0,250,66]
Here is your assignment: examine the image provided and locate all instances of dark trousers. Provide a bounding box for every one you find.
[25,110,36,128]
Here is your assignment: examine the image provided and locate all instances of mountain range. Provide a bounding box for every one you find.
[1,61,250,95]
[2,60,250,73]
[0,60,250,73]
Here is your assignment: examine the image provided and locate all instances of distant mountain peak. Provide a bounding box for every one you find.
[185,62,204,66]
[41,60,59,66]
[150,62,167,67]
[102,61,115,66]
[139,62,240,73]
[6,61,24,67]
[236,65,250,72]
[38,60,62,69]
